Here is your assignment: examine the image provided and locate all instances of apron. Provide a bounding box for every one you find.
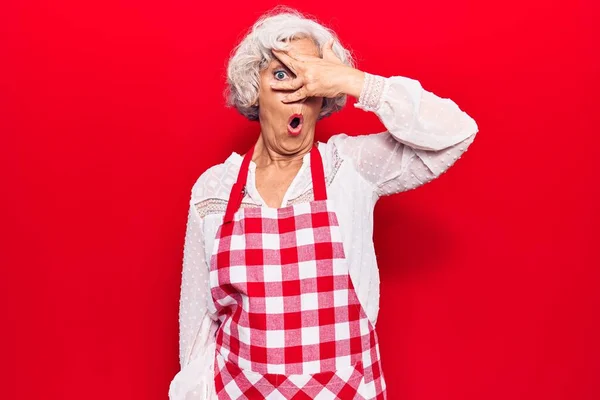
[208,143,387,399]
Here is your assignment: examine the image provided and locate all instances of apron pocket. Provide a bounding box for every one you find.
[216,352,365,395]
[277,360,364,389]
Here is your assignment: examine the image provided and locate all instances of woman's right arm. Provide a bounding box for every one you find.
[169,197,218,399]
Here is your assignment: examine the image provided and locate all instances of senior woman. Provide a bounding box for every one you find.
[169,7,479,400]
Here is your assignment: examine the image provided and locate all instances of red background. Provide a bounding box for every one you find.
[2,1,599,399]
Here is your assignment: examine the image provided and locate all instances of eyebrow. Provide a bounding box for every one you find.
[272,62,293,73]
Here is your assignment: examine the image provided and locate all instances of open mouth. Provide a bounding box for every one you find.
[287,113,303,136]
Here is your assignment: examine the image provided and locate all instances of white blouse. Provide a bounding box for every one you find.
[168,72,479,399]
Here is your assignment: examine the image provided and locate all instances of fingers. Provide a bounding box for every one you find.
[281,87,308,103]
[322,38,343,64]
[270,78,304,91]
[271,49,298,75]
[274,47,317,62]
[321,38,331,54]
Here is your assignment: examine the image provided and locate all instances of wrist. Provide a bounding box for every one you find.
[354,72,387,112]
[337,66,365,99]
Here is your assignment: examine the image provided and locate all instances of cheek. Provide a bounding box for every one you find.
[257,89,282,110]
[305,97,324,115]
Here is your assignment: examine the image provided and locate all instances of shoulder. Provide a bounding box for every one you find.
[317,134,358,184]
[190,153,242,203]
[320,133,352,159]
[321,132,364,163]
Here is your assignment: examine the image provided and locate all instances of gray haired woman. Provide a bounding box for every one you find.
[169,6,479,400]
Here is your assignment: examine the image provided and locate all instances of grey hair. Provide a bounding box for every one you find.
[224,6,357,121]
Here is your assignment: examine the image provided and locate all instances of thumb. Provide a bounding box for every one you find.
[322,38,342,64]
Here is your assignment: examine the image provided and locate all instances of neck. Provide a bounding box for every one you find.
[252,133,313,169]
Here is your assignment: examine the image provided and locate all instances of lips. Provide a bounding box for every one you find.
[287,113,303,136]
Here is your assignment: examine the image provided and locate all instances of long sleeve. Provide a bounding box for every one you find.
[169,199,218,400]
[336,72,479,196]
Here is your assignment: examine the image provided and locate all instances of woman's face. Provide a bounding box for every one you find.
[257,37,323,155]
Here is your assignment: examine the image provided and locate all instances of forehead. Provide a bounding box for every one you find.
[269,37,320,67]
[286,37,320,56]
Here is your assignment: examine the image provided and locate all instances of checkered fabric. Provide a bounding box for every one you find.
[209,145,386,399]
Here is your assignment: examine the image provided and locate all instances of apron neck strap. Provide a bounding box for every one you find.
[310,144,327,202]
[223,143,327,223]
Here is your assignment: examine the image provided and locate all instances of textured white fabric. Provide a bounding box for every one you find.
[168,72,479,399]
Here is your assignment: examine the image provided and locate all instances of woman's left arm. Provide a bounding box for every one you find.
[337,71,480,196]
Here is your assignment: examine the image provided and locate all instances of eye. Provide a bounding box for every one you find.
[274,70,288,80]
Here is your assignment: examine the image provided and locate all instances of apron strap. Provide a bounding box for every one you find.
[223,145,254,224]
[223,143,327,224]
[310,144,327,202]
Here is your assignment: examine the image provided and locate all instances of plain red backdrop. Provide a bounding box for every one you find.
[1,0,599,399]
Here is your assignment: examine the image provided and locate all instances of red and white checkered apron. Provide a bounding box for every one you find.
[208,144,386,399]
